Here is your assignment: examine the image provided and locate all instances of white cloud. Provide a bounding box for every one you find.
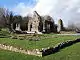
[34,0,80,26]
[12,3,33,17]
[77,8,80,13]
[33,0,57,15]
[12,0,80,26]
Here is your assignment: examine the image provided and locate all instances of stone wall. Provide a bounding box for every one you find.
[28,11,41,32]
[0,39,80,57]
[57,19,64,32]
[0,44,42,57]
[41,39,80,56]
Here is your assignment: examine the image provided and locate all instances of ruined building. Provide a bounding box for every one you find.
[28,11,43,32]
[27,11,57,33]
[14,11,58,34]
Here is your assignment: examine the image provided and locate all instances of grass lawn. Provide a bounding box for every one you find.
[0,34,80,49]
[0,30,80,60]
[0,42,80,60]
[0,49,40,60]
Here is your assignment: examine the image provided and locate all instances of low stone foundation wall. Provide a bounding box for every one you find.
[0,44,42,57]
[42,39,80,56]
[0,39,80,57]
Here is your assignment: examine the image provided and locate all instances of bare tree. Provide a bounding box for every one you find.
[0,8,6,30]
[0,7,15,33]
[67,23,76,31]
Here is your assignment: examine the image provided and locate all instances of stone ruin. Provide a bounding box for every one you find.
[27,11,57,34]
[28,11,43,34]
[57,19,64,32]
[14,11,64,34]
[15,23,21,31]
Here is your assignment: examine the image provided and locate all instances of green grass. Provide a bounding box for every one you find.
[42,42,80,60]
[0,34,80,49]
[0,49,40,60]
[0,42,80,60]
[0,29,80,60]
[0,33,80,60]
[0,29,10,38]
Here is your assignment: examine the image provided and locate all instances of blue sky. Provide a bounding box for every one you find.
[0,0,37,16]
[0,0,36,9]
[0,0,80,26]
